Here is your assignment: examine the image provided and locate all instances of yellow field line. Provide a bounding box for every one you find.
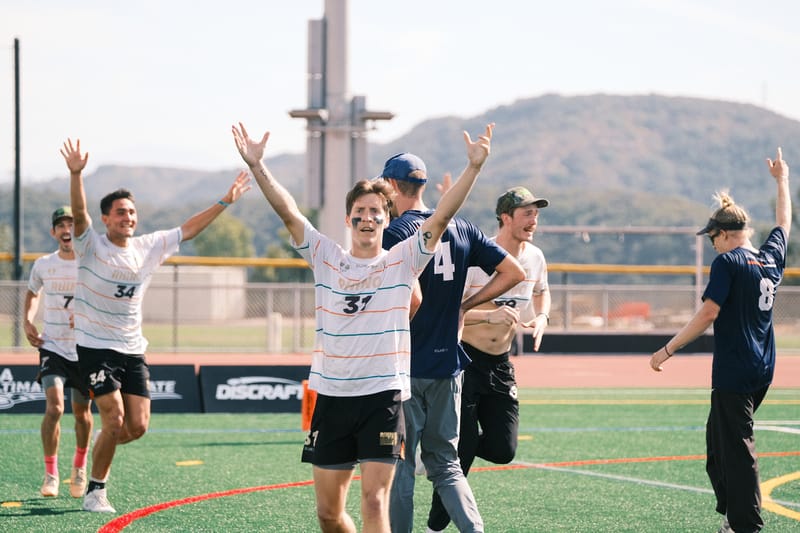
[762,471,800,521]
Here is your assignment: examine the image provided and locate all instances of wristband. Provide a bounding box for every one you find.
[664,345,673,358]
[218,199,230,207]
[537,313,550,325]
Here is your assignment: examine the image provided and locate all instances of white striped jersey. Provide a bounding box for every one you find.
[463,239,548,323]
[294,217,435,399]
[27,252,78,361]
[73,226,181,354]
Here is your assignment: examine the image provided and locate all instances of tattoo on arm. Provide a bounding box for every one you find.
[422,231,433,247]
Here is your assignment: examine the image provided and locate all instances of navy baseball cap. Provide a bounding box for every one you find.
[696,217,746,235]
[376,153,427,183]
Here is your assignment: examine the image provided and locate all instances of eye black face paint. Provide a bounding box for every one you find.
[350,216,384,228]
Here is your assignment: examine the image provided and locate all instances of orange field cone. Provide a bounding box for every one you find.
[301,379,317,431]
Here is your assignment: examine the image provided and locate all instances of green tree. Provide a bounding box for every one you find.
[192,212,254,258]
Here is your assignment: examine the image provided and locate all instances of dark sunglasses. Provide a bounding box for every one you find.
[708,230,722,244]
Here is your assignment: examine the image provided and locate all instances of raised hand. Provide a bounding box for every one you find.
[60,138,89,174]
[463,123,494,169]
[435,172,453,196]
[766,147,789,181]
[232,122,270,167]
[222,170,253,205]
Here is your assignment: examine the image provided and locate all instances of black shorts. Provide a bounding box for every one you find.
[301,389,404,467]
[462,342,519,402]
[77,345,150,399]
[39,348,90,397]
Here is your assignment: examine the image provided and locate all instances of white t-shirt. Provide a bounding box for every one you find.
[73,226,182,354]
[294,217,435,400]
[463,239,548,324]
[27,252,78,361]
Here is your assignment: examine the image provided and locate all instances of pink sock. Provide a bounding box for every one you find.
[44,455,58,477]
[73,446,89,469]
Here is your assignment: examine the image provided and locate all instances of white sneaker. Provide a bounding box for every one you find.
[40,473,59,497]
[82,488,116,513]
[414,446,427,476]
[70,467,87,498]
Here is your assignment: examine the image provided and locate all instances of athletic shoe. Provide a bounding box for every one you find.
[414,446,427,476]
[82,488,116,513]
[69,467,87,498]
[717,515,734,533]
[40,473,59,497]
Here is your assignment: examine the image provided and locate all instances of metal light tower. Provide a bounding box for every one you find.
[290,0,393,247]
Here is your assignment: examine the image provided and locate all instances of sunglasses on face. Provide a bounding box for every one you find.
[709,230,721,244]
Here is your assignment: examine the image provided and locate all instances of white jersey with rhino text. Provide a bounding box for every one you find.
[73,226,181,354]
[294,217,435,400]
[463,238,548,324]
[28,252,78,361]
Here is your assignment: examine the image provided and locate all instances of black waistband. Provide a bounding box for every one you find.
[462,341,510,365]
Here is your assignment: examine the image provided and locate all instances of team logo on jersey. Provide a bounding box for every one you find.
[509,385,518,400]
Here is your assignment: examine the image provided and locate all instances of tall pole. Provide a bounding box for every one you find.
[291,0,393,247]
[13,38,23,347]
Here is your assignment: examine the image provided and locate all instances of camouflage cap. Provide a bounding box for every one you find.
[495,187,549,219]
[51,206,73,226]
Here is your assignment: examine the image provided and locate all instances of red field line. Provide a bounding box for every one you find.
[97,450,800,532]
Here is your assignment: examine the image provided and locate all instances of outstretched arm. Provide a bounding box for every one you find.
[766,147,791,236]
[461,255,525,312]
[232,123,306,245]
[180,170,252,241]
[61,139,91,237]
[650,298,719,371]
[418,123,494,250]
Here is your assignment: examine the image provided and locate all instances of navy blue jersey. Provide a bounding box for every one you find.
[383,210,507,378]
[703,227,787,393]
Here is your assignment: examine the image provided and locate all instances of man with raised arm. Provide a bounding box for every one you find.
[232,122,494,533]
[63,139,251,513]
[379,158,524,532]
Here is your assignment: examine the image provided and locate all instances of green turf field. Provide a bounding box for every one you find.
[1,388,799,532]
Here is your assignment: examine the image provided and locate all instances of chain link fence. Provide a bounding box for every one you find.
[3,271,799,352]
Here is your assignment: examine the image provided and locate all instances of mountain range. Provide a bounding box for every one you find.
[2,93,798,270]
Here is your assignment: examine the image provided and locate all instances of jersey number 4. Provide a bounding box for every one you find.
[433,243,455,281]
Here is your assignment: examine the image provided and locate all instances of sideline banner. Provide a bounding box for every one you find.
[149,365,202,413]
[199,365,310,413]
[0,365,201,414]
[0,366,47,413]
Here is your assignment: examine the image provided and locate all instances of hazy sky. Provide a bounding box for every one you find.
[2,0,799,182]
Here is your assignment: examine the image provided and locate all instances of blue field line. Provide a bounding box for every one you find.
[518,425,705,433]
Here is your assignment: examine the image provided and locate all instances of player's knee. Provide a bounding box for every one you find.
[361,490,387,520]
[482,443,517,464]
[44,402,64,420]
[127,422,148,440]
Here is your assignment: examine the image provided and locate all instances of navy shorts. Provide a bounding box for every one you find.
[77,345,150,399]
[301,389,404,467]
[38,348,90,398]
